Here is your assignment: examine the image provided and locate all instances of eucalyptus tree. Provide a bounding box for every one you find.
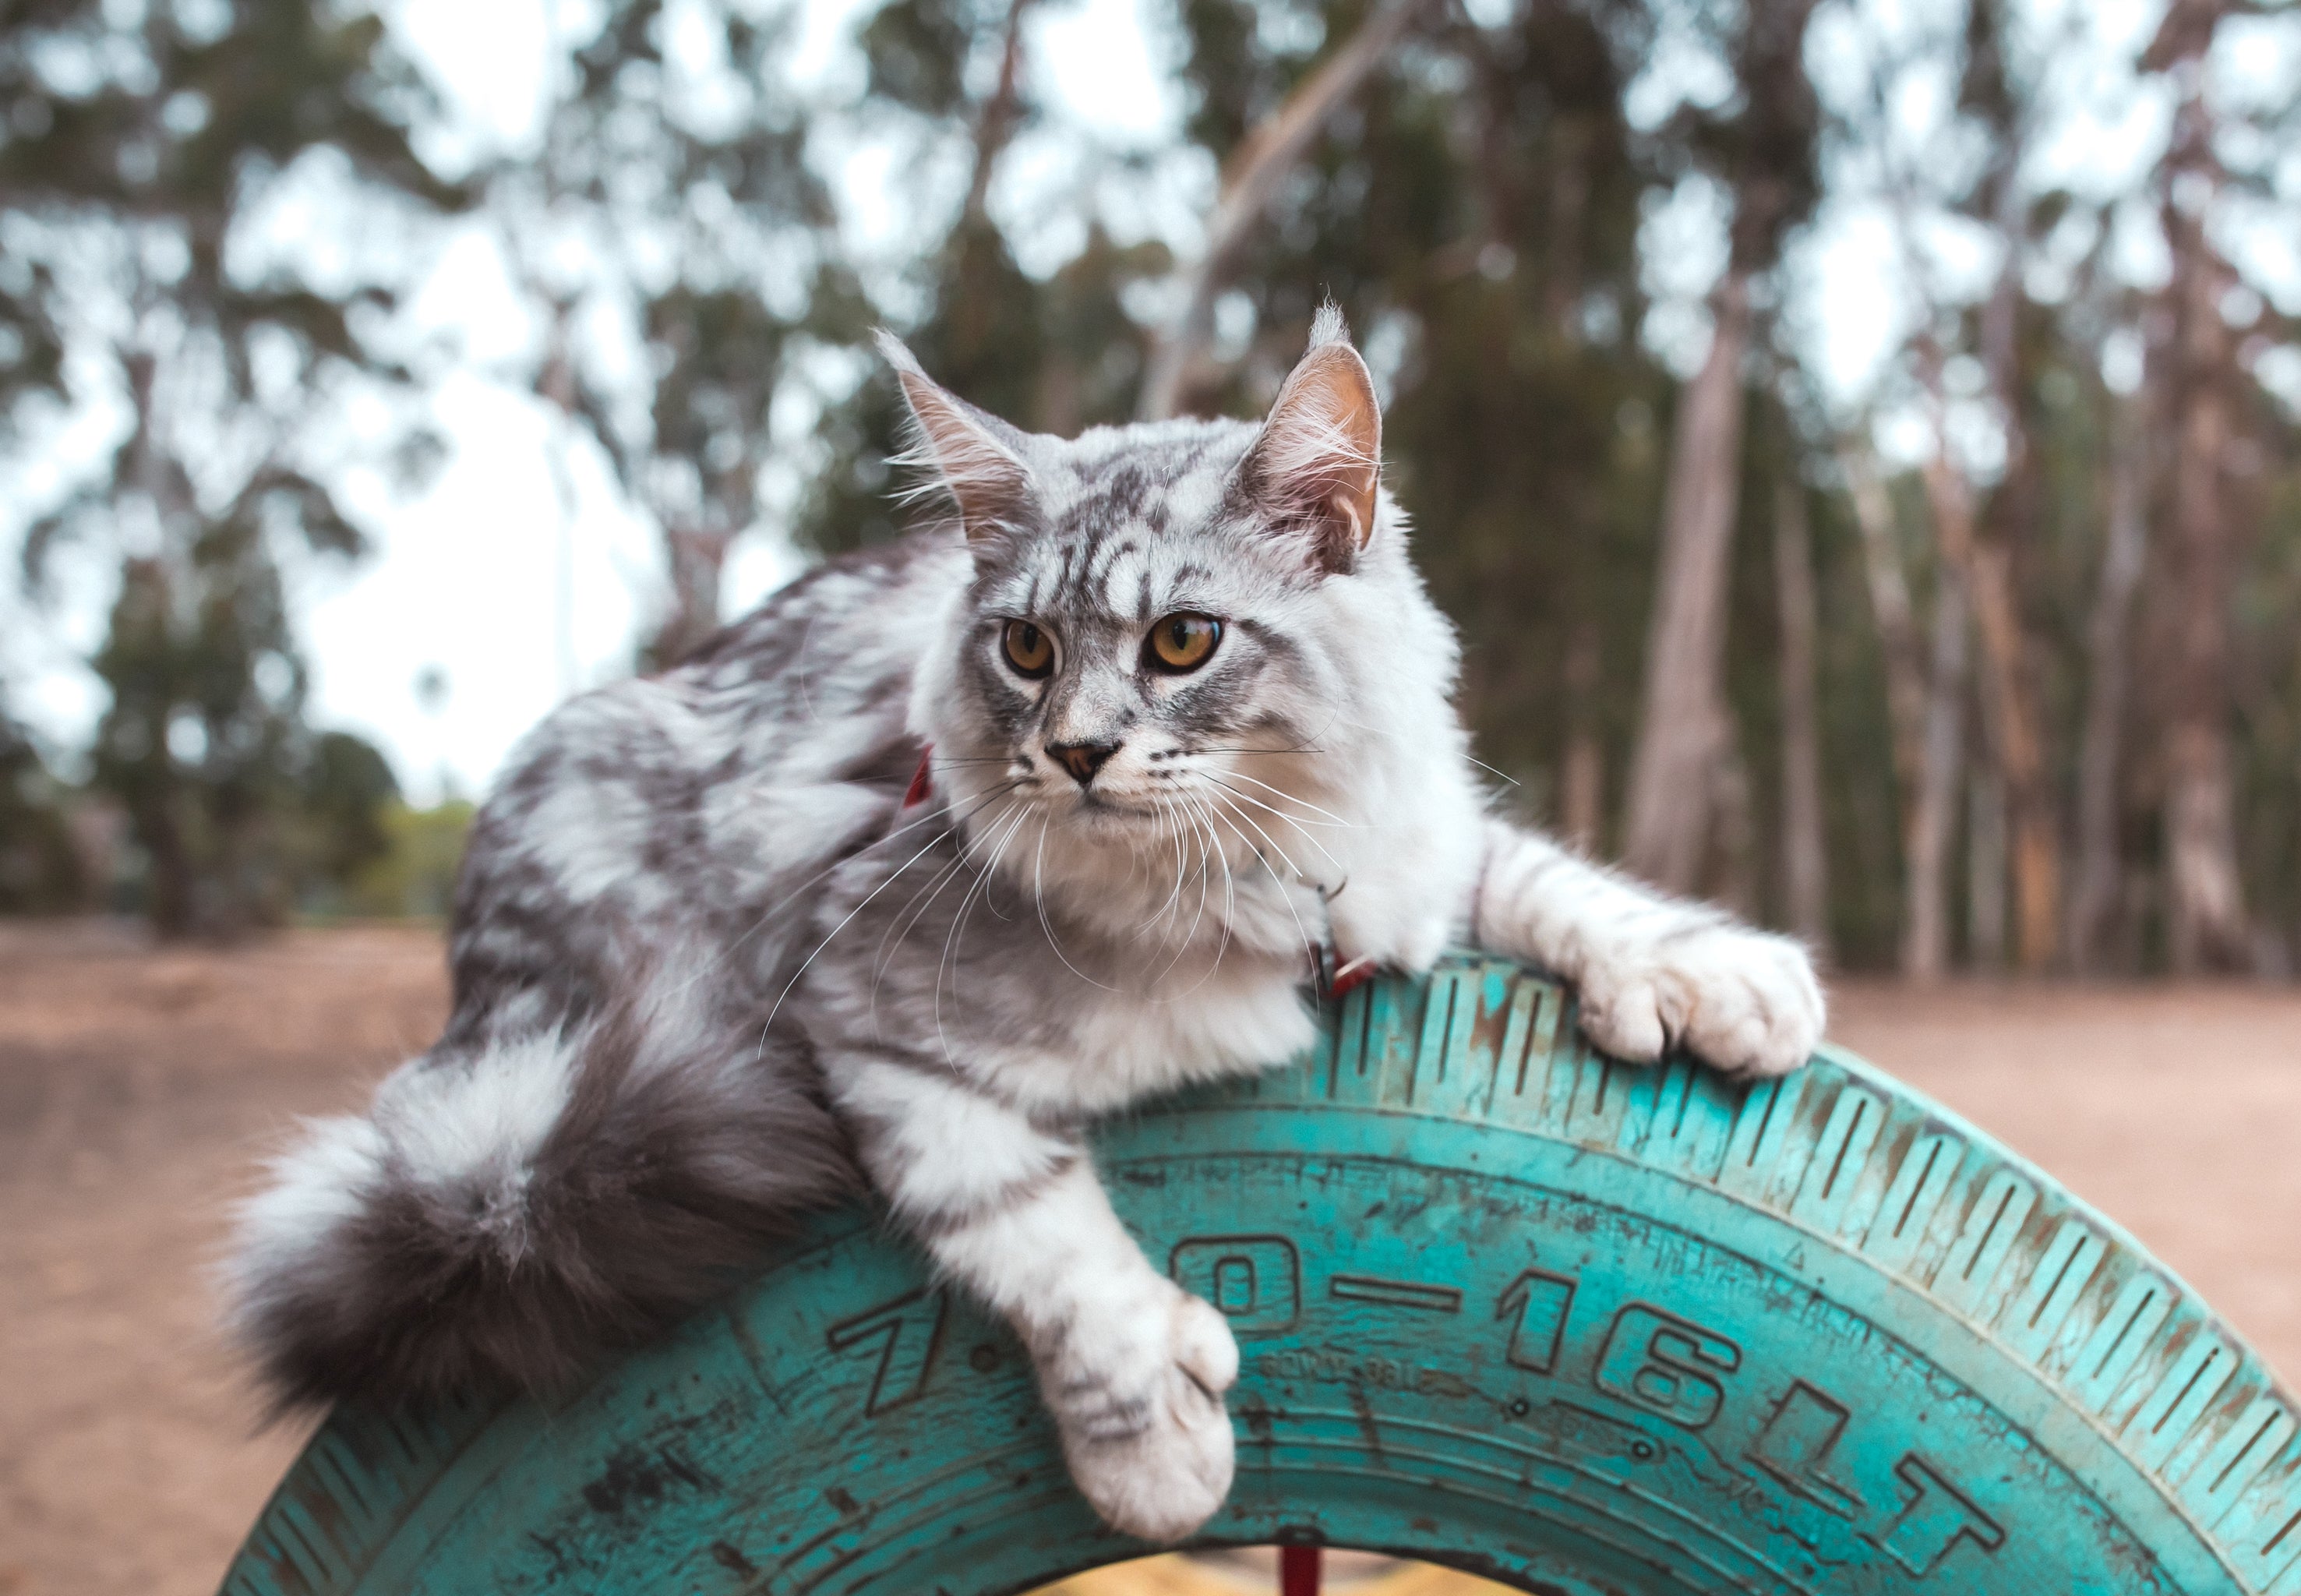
[2,0,457,933]
[796,0,1173,557]
[485,0,868,669]
[1618,0,1823,896]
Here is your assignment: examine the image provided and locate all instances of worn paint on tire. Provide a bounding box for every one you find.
[219,958,2301,1594]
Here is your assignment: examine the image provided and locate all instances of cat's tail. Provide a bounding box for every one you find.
[224,998,854,1411]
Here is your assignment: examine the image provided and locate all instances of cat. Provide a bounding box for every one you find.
[226,308,1823,1542]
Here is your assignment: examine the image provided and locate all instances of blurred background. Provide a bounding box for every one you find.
[3,0,2301,1592]
[3,0,2299,971]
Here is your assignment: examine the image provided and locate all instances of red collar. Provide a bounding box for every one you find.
[902,746,934,809]
[1308,944,1378,1001]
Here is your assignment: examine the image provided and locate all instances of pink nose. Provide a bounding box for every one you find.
[1047,740,1119,786]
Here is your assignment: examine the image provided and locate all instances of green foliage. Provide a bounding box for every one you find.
[332,799,475,921]
[300,731,401,887]
[4,0,457,936]
[0,702,87,914]
[86,535,404,934]
[7,0,2298,976]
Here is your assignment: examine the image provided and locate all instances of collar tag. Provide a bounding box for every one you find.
[1306,943,1378,1001]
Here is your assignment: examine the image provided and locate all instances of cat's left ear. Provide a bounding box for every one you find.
[1240,305,1382,576]
[877,330,1034,549]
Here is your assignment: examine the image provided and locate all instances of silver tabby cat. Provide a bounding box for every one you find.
[228,309,1823,1541]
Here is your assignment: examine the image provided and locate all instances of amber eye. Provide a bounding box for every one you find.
[1145,613,1222,673]
[1001,620,1055,679]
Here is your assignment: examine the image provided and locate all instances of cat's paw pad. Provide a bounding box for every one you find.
[1577,926,1823,1079]
[1053,1291,1238,1542]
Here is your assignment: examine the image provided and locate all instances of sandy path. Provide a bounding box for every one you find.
[0,927,2293,1595]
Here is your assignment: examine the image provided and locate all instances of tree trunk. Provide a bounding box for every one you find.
[1707,729,1758,920]
[1138,0,1433,419]
[1623,271,1752,892]
[1843,450,1928,818]
[1918,407,2058,972]
[536,300,583,703]
[1772,478,1830,952]
[1971,183,2063,976]
[962,0,1034,225]
[2155,16,2253,973]
[1559,621,1604,853]
[1967,765,2007,971]
[652,525,731,669]
[1904,554,1968,980]
[2070,395,2151,973]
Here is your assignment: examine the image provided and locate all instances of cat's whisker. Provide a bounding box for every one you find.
[1205,788,1322,909]
[1148,797,1216,985]
[1191,744,1327,757]
[1198,767,1357,829]
[658,776,1025,1008]
[874,796,1011,973]
[872,849,967,984]
[1201,777,1349,878]
[1463,754,1521,788]
[870,795,1018,1015]
[757,779,1030,1050]
[1034,815,1122,992]
[1206,792,1316,958]
[1133,802,1191,945]
[1156,794,1237,1000]
[937,800,1033,1061]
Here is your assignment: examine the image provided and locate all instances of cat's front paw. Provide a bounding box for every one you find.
[1576,924,1823,1079]
[1050,1287,1238,1542]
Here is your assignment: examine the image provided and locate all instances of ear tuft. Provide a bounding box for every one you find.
[1241,315,1382,575]
[880,331,1032,546]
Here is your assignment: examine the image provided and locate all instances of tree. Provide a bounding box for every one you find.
[3,0,458,933]
[0,697,86,914]
[2146,0,2256,973]
[491,0,860,670]
[798,0,1170,558]
[1138,0,1436,421]
[1621,0,1822,894]
[1772,475,1829,952]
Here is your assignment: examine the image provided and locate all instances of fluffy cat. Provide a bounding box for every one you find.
[227,309,1823,1541]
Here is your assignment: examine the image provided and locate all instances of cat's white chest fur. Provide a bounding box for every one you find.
[976,952,1318,1118]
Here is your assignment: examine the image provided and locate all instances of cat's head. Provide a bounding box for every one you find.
[888,311,1459,912]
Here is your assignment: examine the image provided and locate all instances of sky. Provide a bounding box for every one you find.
[4,0,2291,806]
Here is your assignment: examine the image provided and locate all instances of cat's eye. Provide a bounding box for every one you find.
[1001,619,1056,679]
[1145,613,1222,673]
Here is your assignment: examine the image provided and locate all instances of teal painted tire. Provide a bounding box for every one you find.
[221,957,2301,1595]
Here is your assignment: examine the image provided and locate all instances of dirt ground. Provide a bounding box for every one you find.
[2,923,2297,1596]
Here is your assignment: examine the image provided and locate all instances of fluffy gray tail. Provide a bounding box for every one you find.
[226,1002,853,1411]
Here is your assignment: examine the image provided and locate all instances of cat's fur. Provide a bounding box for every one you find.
[227,311,1823,1541]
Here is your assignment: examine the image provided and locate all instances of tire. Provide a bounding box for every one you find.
[220,957,2301,1595]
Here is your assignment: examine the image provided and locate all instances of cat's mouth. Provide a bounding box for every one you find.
[1068,789,1159,821]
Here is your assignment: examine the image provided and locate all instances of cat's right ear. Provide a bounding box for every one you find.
[1238,305,1382,577]
[878,331,1033,549]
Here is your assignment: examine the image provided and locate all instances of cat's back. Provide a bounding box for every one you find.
[484,531,965,816]
[683,530,967,767]
[446,532,966,1028]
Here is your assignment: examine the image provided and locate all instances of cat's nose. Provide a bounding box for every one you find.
[1047,739,1121,786]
